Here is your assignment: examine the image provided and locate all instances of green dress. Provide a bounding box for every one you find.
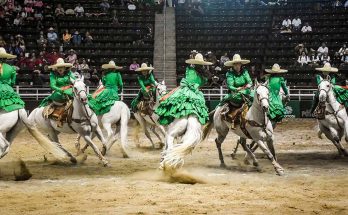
[88,70,123,115]
[267,75,289,122]
[219,68,252,106]
[312,74,348,109]
[155,66,209,125]
[40,71,76,107]
[131,72,157,111]
[0,63,25,112]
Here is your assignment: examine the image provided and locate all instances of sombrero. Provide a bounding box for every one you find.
[136,63,154,72]
[0,47,16,59]
[102,60,123,70]
[185,53,213,65]
[265,63,288,74]
[224,54,250,66]
[315,63,338,73]
[48,58,73,69]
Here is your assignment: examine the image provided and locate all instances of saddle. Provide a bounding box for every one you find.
[221,102,249,130]
[137,98,155,116]
[313,103,326,120]
[43,100,73,127]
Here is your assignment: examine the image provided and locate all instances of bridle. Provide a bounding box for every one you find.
[247,84,270,130]
[72,82,94,123]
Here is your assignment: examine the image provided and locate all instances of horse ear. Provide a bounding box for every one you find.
[161,80,165,85]
[254,79,259,87]
[263,79,269,86]
[326,75,331,82]
[318,75,323,82]
[80,75,84,82]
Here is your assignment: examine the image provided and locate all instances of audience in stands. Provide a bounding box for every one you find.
[332,52,342,67]
[317,43,329,56]
[85,32,93,44]
[66,49,78,64]
[111,10,121,27]
[72,31,82,46]
[297,51,310,66]
[47,27,58,46]
[319,53,331,65]
[78,59,90,72]
[309,52,319,67]
[13,14,23,26]
[32,69,44,87]
[62,29,72,45]
[100,0,111,12]
[345,0,348,7]
[55,4,65,16]
[338,44,347,58]
[301,22,312,33]
[281,16,291,29]
[295,43,308,55]
[0,36,6,47]
[292,16,301,31]
[74,3,85,17]
[332,0,343,8]
[220,52,230,66]
[37,32,47,49]
[129,60,140,71]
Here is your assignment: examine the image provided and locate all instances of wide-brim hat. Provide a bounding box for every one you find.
[185,53,213,65]
[48,27,54,31]
[69,49,75,53]
[224,54,250,66]
[48,58,73,69]
[136,63,154,72]
[0,47,16,59]
[315,63,338,73]
[102,60,123,70]
[265,63,288,74]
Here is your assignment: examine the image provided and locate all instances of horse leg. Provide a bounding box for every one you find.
[74,135,83,155]
[240,139,259,167]
[0,134,11,159]
[266,136,277,160]
[327,126,348,157]
[118,111,129,158]
[256,140,284,176]
[81,133,108,166]
[230,138,240,160]
[94,124,108,156]
[161,117,200,170]
[215,126,228,168]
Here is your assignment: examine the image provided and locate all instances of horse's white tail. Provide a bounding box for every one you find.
[20,109,76,163]
[120,105,130,154]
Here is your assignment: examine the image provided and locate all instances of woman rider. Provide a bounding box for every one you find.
[88,60,123,115]
[0,47,25,112]
[264,63,289,124]
[155,53,212,126]
[40,58,75,107]
[131,63,158,112]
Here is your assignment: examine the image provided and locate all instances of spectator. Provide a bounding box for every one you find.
[292,16,301,31]
[90,67,100,85]
[62,29,72,45]
[78,59,90,72]
[319,53,330,65]
[34,10,43,21]
[13,14,23,26]
[72,30,82,45]
[33,0,44,10]
[38,51,49,66]
[301,22,312,33]
[297,51,310,66]
[37,32,47,48]
[100,0,110,12]
[66,49,78,64]
[332,0,343,8]
[342,50,348,64]
[206,51,217,65]
[55,4,65,16]
[47,50,61,64]
[14,2,22,13]
[338,44,347,58]
[345,0,348,7]
[84,31,93,44]
[27,53,42,70]
[32,69,44,86]
[129,60,140,71]
[308,52,319,67]
[317,43,329,56]
[111,10,120,27]
[332,52,342,67]
[74,3,84,17]
[0,35,6,47]
[16,52,29,68]
[295,43,308,56]
[220,52,230,66]
[281,16,291,29]
[65,8,75,16]
[47,27,58,45]
[15,35,25,51]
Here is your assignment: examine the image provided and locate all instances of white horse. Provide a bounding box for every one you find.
[28,77,109,166]
[316,76,348,156]
[134,81,167,148]
[0,108,76,163]
[203,80,284,176]
[75,90,131,158]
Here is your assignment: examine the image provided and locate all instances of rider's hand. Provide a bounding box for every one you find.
[237,87,243,91]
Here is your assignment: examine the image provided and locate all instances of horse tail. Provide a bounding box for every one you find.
[120,104,130,150]
[19,109,76,164]
[202,110,216,141]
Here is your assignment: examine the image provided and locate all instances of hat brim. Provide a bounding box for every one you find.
[315,67,338,73]
[49,63,73,69]
[0,53,17,59]
[185,59,213,65]
[136,66,154,72]
[265,69,288,74]
[102,64,123,70]
[224,60,250,66]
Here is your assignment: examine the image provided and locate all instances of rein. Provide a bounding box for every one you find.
[70,87,95,130]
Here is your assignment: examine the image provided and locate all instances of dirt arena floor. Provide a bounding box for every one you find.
[0,118,348,215]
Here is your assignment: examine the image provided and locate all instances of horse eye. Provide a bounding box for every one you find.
[327,84,330,87]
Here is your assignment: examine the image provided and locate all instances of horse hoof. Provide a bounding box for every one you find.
[102,160,109,167]
[123,154,129,159]
[275,168,285,176]
[230,154,236,160]
[101,146,107,156]
[253,161,259,167]
[220,163,227,168]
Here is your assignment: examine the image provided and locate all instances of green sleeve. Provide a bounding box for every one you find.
[330,75,336,85]
[226,72,237,91]
[281,77,289,95]
[244,70,252,85]
[49,72,62,92]
[10,66,16,86]
[138,76,147,93]
[117,72,123,91]
[101,74,106,85]
[315,74,322,85]
[149,72,157,85]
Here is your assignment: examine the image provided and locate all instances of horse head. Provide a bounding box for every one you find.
[70,76,88,104]
[156,80,167,97]
[318,75,332,103]
[254,79,270,113]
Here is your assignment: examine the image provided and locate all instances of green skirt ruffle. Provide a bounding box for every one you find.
[0,83,25,112]
[88,88,119,115]
[40,88,74,107]
[268,93,286,122]
[333,85,348,107]
[155,84,208,125]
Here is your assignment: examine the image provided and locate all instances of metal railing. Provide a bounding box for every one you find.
[16,86,316,101]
